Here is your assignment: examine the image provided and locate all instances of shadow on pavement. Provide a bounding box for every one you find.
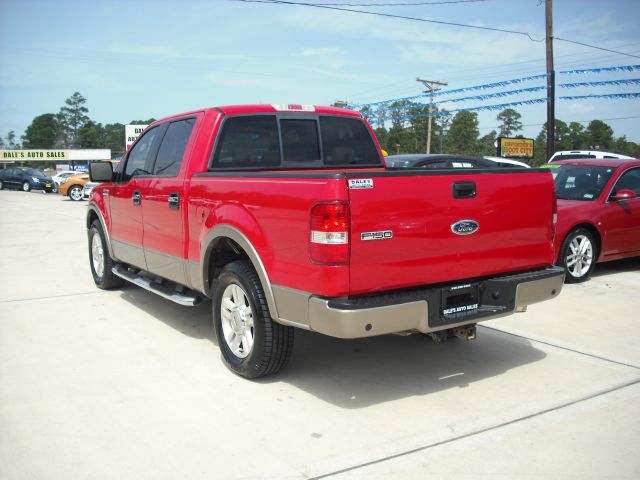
[270,327,546,408]
[591,256,640,278]
[117,287,546,408]
[119,287,215,343]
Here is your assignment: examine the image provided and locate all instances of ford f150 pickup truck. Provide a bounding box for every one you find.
[87,104,564,378]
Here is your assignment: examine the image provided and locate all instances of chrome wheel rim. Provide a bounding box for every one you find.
[220,284,254,359]
[566,234,593,278]
[70,187,82,200]
[91,233,105,280]
[22,182,30,191]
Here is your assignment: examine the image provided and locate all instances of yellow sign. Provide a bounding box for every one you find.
[1,150,69,160]
[498,138,534,158]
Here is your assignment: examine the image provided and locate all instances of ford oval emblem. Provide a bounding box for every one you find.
[451,219,479,236]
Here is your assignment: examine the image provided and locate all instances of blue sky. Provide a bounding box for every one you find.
[1,0,639,146]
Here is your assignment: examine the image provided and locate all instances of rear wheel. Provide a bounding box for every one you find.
[558,228,597,283]
[22,181,31,192]
[213,261,294,379]
[69,185,83,201]
[88,220,124,290]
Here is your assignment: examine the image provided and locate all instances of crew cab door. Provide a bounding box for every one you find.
[110,124,164,269]
[602,166,640,257]
[139,115,199,285]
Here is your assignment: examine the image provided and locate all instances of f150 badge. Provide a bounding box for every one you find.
[361,231,393,241]
[451,220,479,235]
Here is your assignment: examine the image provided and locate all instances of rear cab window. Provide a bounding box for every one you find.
[210,114,381,170]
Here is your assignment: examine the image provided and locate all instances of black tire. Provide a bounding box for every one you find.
[88,220,124,290]
[213,260,294,379]
[69,185,83,201]
[0,180,4,190]
[22,181,31,192]
[557,227,598,283]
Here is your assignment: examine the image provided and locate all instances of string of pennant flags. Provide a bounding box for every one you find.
[366,78,640,114]
[365,93,640,123]
[349,64,640,112]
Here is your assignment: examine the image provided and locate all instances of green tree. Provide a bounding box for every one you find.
[78,121,104,148]
[496,108,523,137]
[407,103,429,152]
[587,120,614,150]
[1,131,20,149]
[612,136,640,158]
[445,111,480,155]
[103,123,126,157]
[568,122,588,149]
[554,119,572,151]
[22,114,60,148]
[479,130,497,156]
[57,92,91,147]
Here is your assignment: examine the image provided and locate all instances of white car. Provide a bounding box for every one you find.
[51,171,82,193]
[82,182,100,200]
[483,156,530,168]
[548,150,633,163]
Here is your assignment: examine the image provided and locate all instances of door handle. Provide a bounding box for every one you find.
[452,181,476,199]
[132,191,141,206]
[168,192,180,210]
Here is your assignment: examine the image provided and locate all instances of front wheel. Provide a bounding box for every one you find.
[88,220,124,290]
[558,228,597,283]
[22,181,31,192]
[69,185,83,201]
[0,180,4,190]
[213,261,294,379]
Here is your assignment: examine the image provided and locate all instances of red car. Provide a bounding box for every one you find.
[554,158,640,282]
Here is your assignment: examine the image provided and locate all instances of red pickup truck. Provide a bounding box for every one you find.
[87,104,564,378]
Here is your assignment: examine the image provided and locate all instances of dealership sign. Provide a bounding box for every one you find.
[126,125,148,150]
[1,149,110,161]
[497,137,534,159]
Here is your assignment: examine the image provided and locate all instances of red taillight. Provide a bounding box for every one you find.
[310,202,349,264]
[551,189,558,239]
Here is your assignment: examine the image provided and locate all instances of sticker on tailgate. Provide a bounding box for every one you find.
[348,179,373,189]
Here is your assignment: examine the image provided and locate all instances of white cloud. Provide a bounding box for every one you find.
[107,44,253,62]
[108,44,181,58]
[567,101,595,116]
[295,47,341,57]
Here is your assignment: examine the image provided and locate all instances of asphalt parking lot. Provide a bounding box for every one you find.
[1,189,639,480]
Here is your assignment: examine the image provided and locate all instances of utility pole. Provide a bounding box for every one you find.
[546,0,555,160]
[417,78,448,154]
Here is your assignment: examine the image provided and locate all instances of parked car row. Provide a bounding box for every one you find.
[0,168,97,202]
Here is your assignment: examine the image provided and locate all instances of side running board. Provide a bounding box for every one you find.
[112,264,201,306]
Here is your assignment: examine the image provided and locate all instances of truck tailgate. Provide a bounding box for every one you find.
[347,170,556,296]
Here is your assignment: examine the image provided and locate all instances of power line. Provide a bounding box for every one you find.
[296,0,489,5]
[231,0,545,41]
[555,37,640,60]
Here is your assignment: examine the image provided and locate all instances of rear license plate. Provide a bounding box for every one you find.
[45,183,51,188]
[441,283,479,316]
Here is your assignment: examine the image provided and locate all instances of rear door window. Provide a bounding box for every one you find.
[152,118,195,176]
